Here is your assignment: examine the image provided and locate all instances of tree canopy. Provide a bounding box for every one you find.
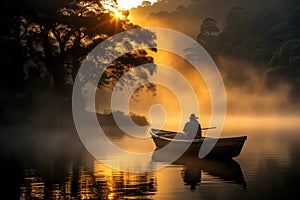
[199,18,220,37]
[0,0,157,100]
[197,2,300,98]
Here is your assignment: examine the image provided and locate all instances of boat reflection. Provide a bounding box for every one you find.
[152,150,247,190]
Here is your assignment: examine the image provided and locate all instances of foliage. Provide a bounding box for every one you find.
[0,0,157,99]
[199,18,220,37]
[197,2,300,97]
[196,18,220,56]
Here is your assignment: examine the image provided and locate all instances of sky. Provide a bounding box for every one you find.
[116,0,160,10]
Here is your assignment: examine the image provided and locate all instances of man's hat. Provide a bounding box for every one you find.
[189,114,198,120]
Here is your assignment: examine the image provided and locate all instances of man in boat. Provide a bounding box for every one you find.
[183,114,202,139]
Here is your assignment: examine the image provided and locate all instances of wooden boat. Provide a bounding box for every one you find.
[150,128,247,158]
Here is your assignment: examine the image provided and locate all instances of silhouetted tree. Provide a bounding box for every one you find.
[196,18,220,55]
[19,0,126,94]
[0,0,157,100]
[199,18,220,37]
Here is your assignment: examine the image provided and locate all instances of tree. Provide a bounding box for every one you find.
[199,18,220,37]
[268,40,300,68]
[196,18,220,55]
[1,0,157,99]
[19,0,124,93]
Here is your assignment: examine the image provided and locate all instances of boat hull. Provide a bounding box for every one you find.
[150,129,247,158]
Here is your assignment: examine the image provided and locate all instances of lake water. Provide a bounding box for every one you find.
[1,116,300,199]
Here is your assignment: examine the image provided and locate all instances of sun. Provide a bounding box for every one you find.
[112,9,127,20]
[114,10,124,19]
[107,7,129,20]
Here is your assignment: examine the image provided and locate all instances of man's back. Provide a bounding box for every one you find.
[183,120,202,139]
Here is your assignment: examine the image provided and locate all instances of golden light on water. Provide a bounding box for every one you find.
[108,193,114,200]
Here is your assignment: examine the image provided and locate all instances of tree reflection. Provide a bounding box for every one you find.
[20,159,156,199]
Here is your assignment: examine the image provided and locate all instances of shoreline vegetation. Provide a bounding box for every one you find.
[97,111,149,126]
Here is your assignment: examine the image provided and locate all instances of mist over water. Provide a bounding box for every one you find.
[94,48,299,133]
[1,117,300,199]
[216,57,300,116]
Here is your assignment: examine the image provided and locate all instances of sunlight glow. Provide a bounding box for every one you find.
[103,0,158,20]
[114,11,123,19]
[103,1,126,20]
[111,9,126,20]
[117,0,158,10]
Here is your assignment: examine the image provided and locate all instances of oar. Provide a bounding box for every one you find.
[201,127,216,130]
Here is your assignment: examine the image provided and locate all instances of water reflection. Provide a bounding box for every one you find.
[17,151,247,199]
[152,150,247,190]
[2,120,300,199]
[19,159,156,199]
[15,134,247,199]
